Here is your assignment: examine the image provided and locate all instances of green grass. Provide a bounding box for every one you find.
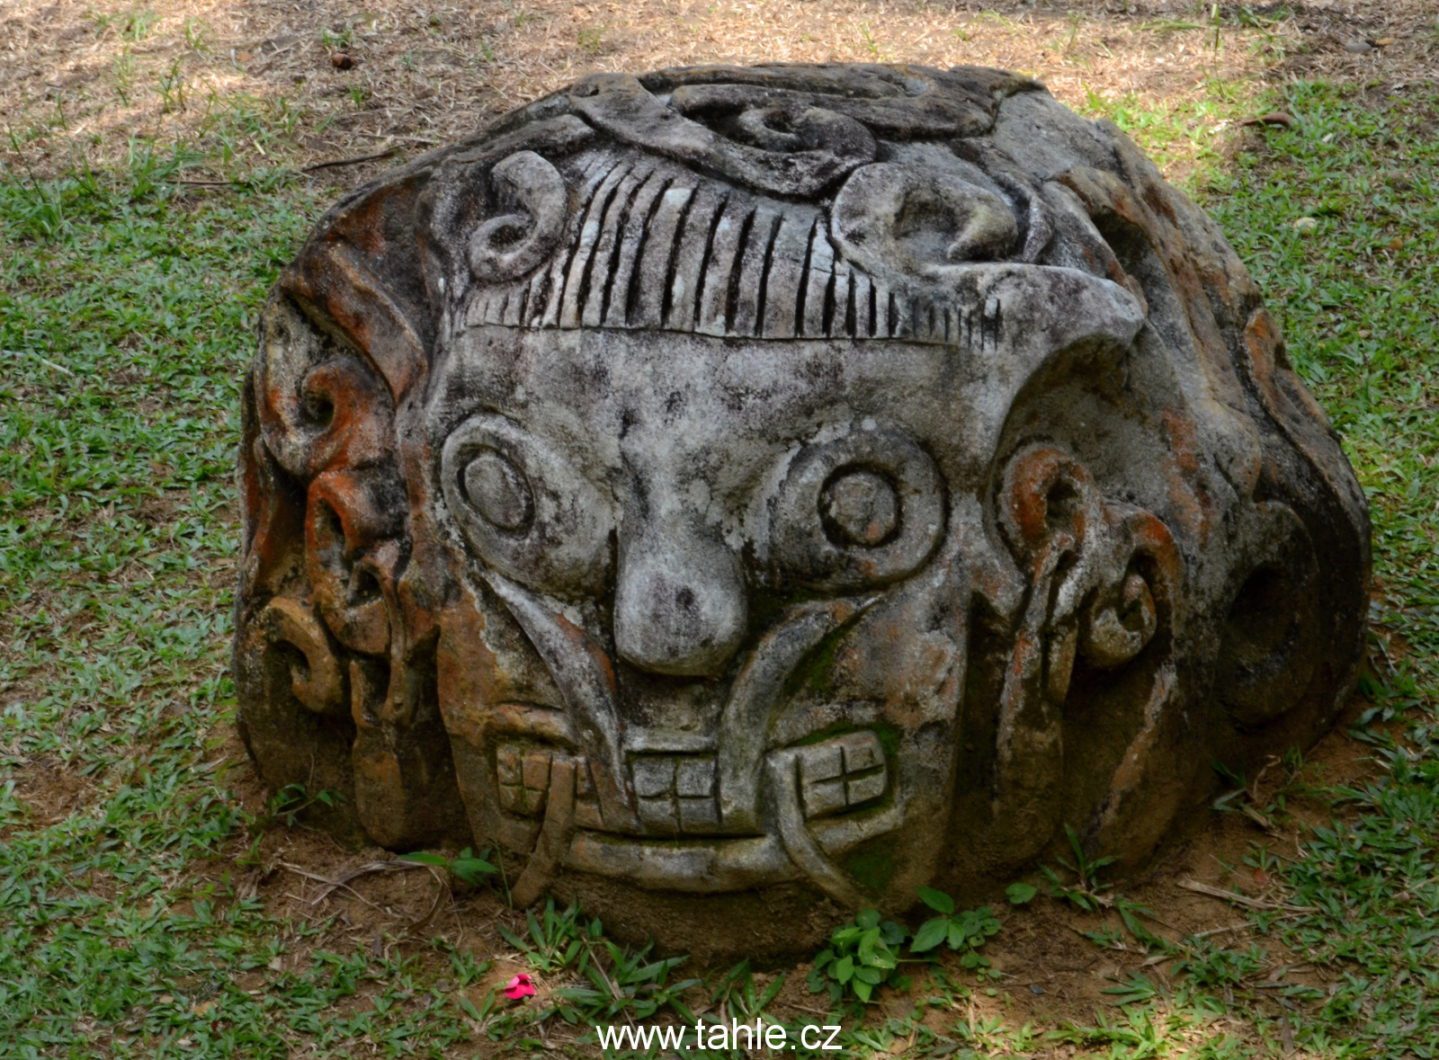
[1078,78,1439,1058]
[1,71,1436,1057]
[1200,82,1439,1057]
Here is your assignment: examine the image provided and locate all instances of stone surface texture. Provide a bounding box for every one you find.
[235,63,1370,954]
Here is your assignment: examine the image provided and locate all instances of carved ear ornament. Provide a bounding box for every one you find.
[465,151,569,283]
[996,444,1181,686]
[254,298,395,480]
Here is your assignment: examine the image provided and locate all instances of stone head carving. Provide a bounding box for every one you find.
[235,64,1369,953]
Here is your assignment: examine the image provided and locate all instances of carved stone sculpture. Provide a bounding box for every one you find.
[235,63,1370,954]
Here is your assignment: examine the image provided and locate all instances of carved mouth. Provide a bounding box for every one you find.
[475,573,903,900]
[486,722,899,898]
[481,568,880,821]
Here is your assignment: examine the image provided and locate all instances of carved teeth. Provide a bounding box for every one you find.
[496,744,603,826]
[794,731,888,819]
[630,752,720,834]
[496,732,888,833]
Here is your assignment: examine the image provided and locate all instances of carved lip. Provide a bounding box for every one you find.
[562,800,903,893]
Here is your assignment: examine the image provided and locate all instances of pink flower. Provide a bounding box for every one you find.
[502,973,536,1001]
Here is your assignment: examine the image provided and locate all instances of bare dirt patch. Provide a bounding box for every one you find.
[1272,1,1439,88]
[0,1,1312,181]
[963,690,1387,1032]
[196,691,1387,1043]
[211,720,514,958]
[4,752,101,831]
[5,2,1431,190]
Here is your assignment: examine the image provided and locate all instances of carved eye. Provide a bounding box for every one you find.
[462,448,534,533]
[770,426,946,592]
[440,414,612,596]
[820,467,899,548]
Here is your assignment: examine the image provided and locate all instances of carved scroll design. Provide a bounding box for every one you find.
[258,597,347,716]
[239,287,456,849]
[465,151,569,283]
[568,73,877,198]
[831,162,1021,276]
[988,444,1183,865]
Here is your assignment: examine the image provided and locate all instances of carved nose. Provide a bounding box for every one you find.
[614,520,747,677]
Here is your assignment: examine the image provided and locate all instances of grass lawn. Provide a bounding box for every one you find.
[2,4,1436,1057]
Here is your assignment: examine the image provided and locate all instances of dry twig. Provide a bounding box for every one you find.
[1176,877,1316,914]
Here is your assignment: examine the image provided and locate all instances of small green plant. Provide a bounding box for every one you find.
[158,58,187,113]
[112,49,137,105]
[265,782,338,828]
[1062,11,1084,53]
[859,23,883,59]
[1043,825,1117,911]
[551,940,699,1028]
[400,846,498,888]
[476,902,701,1040]
[1173,941,1267,988]
[1212,753,1301,833]
[498,899,592,975]
[1043,833,1167,951]
[576,26,606,55]
[181,16,209,52]
[1103,972,1161,1006]
[1084,925,1128,951]
[1005,881,1039,906]
[807,909,907,1004]
[320,25,354,49]
[113,7,157,41]
[709,960,785,1022]
[1241,842,1282,880]
[1112,895,1168,952]
[234,783,340,864]
[910,887,1001,974]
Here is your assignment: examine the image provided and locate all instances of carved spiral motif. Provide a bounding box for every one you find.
[832,162,1022,280]
[997,445,1180,689]
[1080,509,1180,671]
[258,597,346,717]
[1081,569,1158,669]
[305,468,406,657]
[257,340,392,480]
[467,151,569,283]
[998,445,1098,559]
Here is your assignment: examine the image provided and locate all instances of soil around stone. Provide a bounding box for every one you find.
[181,689,1385,1040]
